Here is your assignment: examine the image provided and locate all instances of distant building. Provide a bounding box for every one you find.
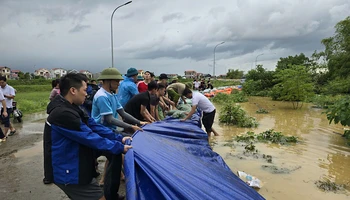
[184,70,197,79]
[35,68,51,79]
[11,69,21,79]
[166,74,178,79]
[0,66,11,79]
[67,69,79,74]
[80,70,93,79]
[51,68,67,79]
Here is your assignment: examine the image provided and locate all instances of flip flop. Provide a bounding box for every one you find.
[8,130,16,136]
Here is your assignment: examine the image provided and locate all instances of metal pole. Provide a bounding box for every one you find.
[213,41,225,77]
[255,53,264,68]
[111,1,132,68]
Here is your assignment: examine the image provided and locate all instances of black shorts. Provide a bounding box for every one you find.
[55,178,103,200]
[202,109,216,133]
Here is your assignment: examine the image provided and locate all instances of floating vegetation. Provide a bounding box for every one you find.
[235,129,298,145]
[315,178,345,192]
[256,108,269,114]
[219,105,259,128]
[261,165,301,174]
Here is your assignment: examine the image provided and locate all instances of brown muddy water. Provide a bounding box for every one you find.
[211,97,350,200]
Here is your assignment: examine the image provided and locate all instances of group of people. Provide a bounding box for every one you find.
[44,67,218,200]
[0,76,17,142]
[193,79,214,91]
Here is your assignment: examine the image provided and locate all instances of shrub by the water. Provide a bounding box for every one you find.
[219,104,258,128]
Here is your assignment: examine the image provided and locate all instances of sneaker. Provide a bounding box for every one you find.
[43,178,52,184]
[0,137,6,142]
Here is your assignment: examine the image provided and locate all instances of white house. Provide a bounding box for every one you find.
[80,70,93,79]
[0,66,11,79]
[35,68,51,79]
[51,68,67,79]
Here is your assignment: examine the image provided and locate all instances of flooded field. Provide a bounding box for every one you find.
[211,97,350,200]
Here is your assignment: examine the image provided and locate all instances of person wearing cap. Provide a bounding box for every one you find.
[117,68,139,107]
[91,68,147,199]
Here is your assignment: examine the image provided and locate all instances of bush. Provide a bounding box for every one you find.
[14,85,51,92]
[235,129,298,144]
[219,104,258,127]
[8,79,52,86]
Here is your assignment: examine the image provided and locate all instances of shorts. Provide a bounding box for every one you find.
[55,178,103,200]
[1,108,12,127]
[202,109,216,133]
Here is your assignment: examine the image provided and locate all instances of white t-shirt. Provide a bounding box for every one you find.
[194,81,200,89]
[0,89,5,108]
[1,84,15,108]
[191,91,215,113]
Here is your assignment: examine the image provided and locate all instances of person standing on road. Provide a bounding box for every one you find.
[49,79,60,101]
[0,89,8,142]
[43,73,132,200]
[0,76,16,136]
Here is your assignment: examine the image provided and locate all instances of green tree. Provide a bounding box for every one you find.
[18,71,25,79]
[276,53,315,71]
[24,72,31,79]
[272,65,314,109]
[226,69,243,79]
[243,65,275,96]
[315,16,350,79]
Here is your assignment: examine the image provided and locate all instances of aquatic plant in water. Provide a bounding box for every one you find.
[235,129,298,144]
[315,179,345,192]
[219,105,259,128]
[256,108,269,114]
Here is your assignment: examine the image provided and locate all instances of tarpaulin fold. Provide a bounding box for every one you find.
[124,117,265,200]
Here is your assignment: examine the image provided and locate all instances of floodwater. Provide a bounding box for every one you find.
[211,97,350,200]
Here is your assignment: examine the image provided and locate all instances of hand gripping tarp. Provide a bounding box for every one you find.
[124,117,265,200]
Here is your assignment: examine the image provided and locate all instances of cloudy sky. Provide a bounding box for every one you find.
[0,0,349,76]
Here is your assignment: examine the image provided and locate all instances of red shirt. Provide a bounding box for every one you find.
[137,81,148,93]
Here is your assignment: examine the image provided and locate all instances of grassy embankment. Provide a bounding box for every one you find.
[8,80,51,114]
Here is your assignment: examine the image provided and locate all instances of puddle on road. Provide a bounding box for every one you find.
[14,141,42,165]
[211,97,350,200]
[12,111,47,135]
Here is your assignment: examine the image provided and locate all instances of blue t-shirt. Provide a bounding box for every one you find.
[91,88,122,130]
[117,76,139,107]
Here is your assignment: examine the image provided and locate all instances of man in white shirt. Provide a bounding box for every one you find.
[0,76,16,136]
[181,88,219,137]
[0,89,8,142]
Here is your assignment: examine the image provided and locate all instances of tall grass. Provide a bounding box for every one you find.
[15,91,49,114]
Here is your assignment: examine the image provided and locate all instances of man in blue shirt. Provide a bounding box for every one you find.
[117,67,139,107]
[91,68,147,197]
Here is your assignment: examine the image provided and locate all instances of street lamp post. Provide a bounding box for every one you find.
[110,1,132,68]
[254,53,264,68]
[213,41,225,77]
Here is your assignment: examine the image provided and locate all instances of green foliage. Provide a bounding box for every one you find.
[272,65,314,109]
[14,85,52,92]
[243,66,275,96]
[8,79,52,86]
[211,92,248,104]
[235,130,298,144]
[15,92,49,114]
[317,16,350,79]
[226,69,244,79]
[315,179,345,192]
[322,77,350,95]
[219,104,258,127]
[276,53,315,71]
[311,95,342,108]
[256,108,269,114]
[325,95,350,126]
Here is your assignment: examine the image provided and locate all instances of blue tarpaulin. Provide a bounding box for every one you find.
[124,117,265,200]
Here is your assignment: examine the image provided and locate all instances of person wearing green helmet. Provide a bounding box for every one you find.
[91,68,147,200]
